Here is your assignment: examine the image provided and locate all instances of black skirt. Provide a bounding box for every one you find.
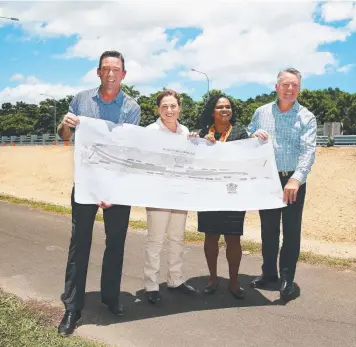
[197,211,246,236]
[197,125,248,236]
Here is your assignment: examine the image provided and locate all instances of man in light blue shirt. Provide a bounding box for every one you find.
[248,68,316,302]
[57,50,140,336]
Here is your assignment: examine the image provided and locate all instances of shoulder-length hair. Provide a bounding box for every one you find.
[200,93,239,132]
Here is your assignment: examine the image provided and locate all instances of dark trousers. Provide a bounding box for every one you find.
[62,187,131,311]
[259,173,306,283]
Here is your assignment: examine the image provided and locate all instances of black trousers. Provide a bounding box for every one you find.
[62,187,131,311]
[259,173,306,283]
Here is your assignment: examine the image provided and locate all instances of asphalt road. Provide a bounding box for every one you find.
[0,201,355,347]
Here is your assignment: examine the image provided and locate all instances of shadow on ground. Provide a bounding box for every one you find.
[78,274,297,327]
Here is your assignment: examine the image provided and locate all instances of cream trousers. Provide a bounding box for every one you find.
[144,207,188,291]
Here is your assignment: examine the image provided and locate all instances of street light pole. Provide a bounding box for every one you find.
[53,100,57,137]
[0,16,20,21]
[191,68,210,96]
[40,93,57,136]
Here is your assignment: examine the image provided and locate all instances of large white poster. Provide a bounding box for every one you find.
[74,117,285,211]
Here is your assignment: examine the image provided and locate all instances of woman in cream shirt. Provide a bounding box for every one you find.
[144,89,197,304]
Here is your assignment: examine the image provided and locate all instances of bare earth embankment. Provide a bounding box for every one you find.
[1,146,355,258]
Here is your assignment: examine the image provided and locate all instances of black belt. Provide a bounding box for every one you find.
[279,171,294,177]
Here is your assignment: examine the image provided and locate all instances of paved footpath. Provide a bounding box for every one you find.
[0,201,355,347]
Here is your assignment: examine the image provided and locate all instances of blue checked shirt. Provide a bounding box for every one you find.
[247,100,317,184]
[69,87,140,125]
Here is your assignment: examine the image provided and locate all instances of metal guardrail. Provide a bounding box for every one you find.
[1,134,356,147]
[316,136,328,146]
[1,134,74,146]
[333,135,356,146]
[316,135,356,147]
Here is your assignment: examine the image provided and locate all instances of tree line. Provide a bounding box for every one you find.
[1,86,355,136]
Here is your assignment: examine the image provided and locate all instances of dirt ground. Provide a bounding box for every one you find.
[0,146,355,245]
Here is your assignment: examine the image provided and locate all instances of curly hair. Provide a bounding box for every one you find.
[200,93,239,132]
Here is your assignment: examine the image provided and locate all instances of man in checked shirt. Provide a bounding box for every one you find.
[248,68,317,302]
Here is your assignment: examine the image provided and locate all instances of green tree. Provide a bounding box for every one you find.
[137,94,158,127]
[1,87,356,135]
[121,84,140,100]
[179,93,199,130]
[0,113,35,136]
[240,102,260,125]
[35,100,57,135]
[342,95,356,134]
[0,103,14,116]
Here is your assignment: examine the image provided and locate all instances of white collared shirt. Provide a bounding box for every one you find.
[146,117,190,135]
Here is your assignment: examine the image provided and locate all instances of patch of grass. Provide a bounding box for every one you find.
[129,220,147,230]
[0,288,115,347]
[1,194,355,270]
[299,251,356,269]
[184,230,205,243]
[0,194,71,215]
[184,231,262,254]
[185,229,356,269]
[0,194,140,229]
[241,239,262,254]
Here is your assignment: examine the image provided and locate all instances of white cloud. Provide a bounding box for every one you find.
[80,67,98,86]
[164,82,194,95]
[9,73,24,81]
[80,63,165,87]
[321,2,355,22]
[25,76,42,85]
[1,1,356,95]
[124,60,167,85]
[0,78,84,105]
[9,74,42,84]
[134,85,158,97]
[337,63,356,73]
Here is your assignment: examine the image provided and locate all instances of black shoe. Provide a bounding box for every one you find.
[280,279,297,302]
[228,287,245,300]
[203,282,219,295]
[102,298,124,316]
[250,274,279,288]
[145,290,162,304]
[58,310,81,336]
[168,282,197,295]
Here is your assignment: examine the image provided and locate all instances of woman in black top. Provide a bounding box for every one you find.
[198,93,249,299]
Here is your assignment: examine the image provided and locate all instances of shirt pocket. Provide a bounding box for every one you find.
[289,127,299,139]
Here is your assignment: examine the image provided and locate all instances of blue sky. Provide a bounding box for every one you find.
[0,1,355,104]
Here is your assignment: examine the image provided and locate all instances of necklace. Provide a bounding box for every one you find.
[208,124,232,142]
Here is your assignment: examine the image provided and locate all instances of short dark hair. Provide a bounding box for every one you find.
[200,93,239,130]
[98,51,125,70]
[156,89,181,107]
